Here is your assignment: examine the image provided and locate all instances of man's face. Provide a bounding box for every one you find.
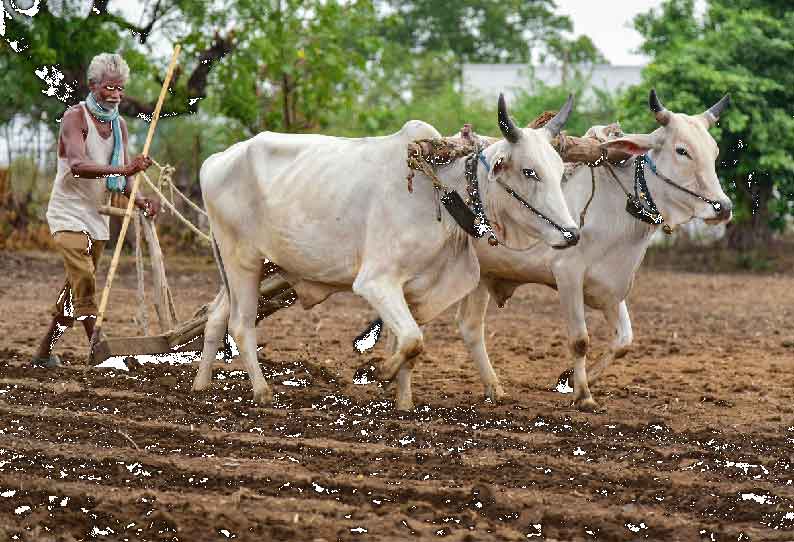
[89,75,125,110]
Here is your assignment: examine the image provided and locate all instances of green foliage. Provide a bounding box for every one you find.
[736,250,773,272]
[202,0,383,134]
[618,0,794,237]
[510,74,618,137]
[2,0,606,139]
[324,70,618,142]
[377,0,585,64]
[542,35,607,68]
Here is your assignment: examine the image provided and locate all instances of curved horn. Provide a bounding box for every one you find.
[544,93,574,137]
[703,94,731,126]
[498,93,521,144]
[649,88,671,126]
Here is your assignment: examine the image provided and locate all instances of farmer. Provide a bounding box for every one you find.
[31,53,160,368]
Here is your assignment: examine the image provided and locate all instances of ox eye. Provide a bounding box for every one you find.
[522,168,539,181]
[675,147,691,158]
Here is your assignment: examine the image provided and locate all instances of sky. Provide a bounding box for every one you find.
[554,0,662,66]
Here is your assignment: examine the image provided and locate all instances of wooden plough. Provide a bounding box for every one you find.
[90,255,297,363]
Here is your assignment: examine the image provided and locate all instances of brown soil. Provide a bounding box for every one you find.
[1,250,793,541]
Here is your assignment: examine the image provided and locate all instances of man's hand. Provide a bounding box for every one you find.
[125,154,153,176]
[135,197,161,218]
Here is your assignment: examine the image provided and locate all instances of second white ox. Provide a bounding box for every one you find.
[454,89,733,411]
[192,95,580,408]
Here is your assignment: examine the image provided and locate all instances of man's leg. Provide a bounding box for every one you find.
[78,239,105,346]
[35,318,71,358]
[33,231,98,367]
[32,282,75,367]
[80,315,96,343]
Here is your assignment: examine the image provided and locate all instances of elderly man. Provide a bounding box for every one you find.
[31,53,160,368]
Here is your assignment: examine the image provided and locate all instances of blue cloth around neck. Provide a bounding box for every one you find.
[85,92,126,193]
[477,151,491,173]
[643,153,658,175]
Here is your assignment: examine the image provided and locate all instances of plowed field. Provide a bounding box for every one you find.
[1,251,793,541]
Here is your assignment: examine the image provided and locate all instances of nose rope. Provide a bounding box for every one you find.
[466,150,576,252]
[643,154,725,216]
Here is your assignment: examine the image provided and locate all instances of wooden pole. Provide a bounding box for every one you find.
[140,214,175,332]
[89,44,181,365]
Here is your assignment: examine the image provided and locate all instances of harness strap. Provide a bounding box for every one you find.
[465,151,499,245]
[628,156,665,225]
[643,154,724,214]
[601,162,632,198]
[578,168,597,228]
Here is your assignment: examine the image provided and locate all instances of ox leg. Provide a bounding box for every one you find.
[395,363,415,412]
[381,328,416,410]
[226,263,272,405]
[456,282,507,402]
[353,278,422,411]
[385,329,414,410]
[589,301,633,385]
[557,272,599,412]
[192,290,229,392]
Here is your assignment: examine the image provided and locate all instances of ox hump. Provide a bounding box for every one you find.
[398,120,442,141]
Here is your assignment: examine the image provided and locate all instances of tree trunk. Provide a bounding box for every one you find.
[726,175,773,250]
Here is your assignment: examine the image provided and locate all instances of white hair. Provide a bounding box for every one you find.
[87,53,130,85]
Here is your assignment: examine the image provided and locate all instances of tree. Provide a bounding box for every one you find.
[204,0,383,134]
[377,0,588,64]
[620,0,794,248]
[542,35,607,84]
[0,0,233,125]
[328,0,604,138]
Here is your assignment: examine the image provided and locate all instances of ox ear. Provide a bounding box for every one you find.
[601,133,660,156]
[487,151,510,182]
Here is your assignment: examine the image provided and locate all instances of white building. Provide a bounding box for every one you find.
[463,63,644,102]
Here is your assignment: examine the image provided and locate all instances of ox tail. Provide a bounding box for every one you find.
[210,229,230,297]
[353,317,384,353]
[210,229,235,359]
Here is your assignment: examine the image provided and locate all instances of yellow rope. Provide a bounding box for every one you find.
[139,162,211,244]
[151,159,208,217]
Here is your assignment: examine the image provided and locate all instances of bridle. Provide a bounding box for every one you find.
[463,148,577,251]
[604,153,724,229]
[643,153,725,217]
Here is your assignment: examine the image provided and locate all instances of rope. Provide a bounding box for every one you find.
[139,163,211,244]
[579,168,597,228]
[150,159,208,217]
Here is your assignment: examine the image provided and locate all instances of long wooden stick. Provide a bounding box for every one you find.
[89,44,181,363]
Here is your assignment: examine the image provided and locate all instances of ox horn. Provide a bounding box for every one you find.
[703,94,731,126]
[649,88,671,126]
[545,93,575,137]
[498,93,522,144]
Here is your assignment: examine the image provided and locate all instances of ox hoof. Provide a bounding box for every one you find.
[191,376,212,392]
[377,357,403,382]
[484,383,508,403]
[573,397,601,413]
[252,384,273,406]
[395,397,414,412]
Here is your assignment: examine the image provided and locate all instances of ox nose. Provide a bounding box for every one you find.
[716,200,733,221]
[563,227,580,247]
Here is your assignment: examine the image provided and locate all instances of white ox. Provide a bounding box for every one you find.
[191,95,580,409]
[450,89,733,411]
